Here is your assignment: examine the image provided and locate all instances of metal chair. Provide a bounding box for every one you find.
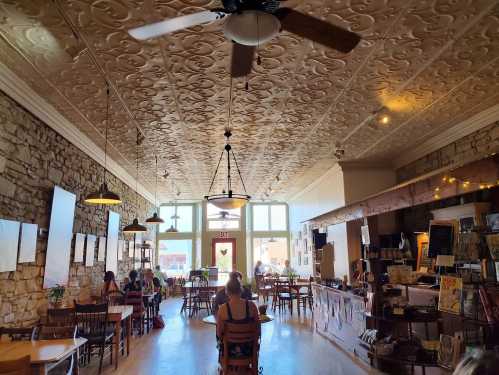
[0,327,37,341]
[0,355,31,375]
[74,302,114,374]
[37,325,78,375]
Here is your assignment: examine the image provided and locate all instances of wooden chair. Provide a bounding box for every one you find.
[37,326,77,375]
[46,307,75,327]
[124,291,146,336]
[74,302,114,374]
[255,275,272,303]
[220,321,260,375]
[0,327,37,341]
[105,290,124,306]
[0,355,31,375]
[195,279,214,316]
[180,282,199,317]
[273,280,296,315]
[296,281,312,316]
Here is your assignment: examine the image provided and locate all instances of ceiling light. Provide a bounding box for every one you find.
[224,10,280,46]
[123,129,147,234]
[85,84,121,205]
[145,155,165,225]
[165,225,178,233]
[205,130,250,210]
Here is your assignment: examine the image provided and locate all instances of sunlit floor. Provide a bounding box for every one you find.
[83,297,380,375]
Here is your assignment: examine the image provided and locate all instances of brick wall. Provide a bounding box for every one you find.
[0,90,154,326]
[396,121,499,182]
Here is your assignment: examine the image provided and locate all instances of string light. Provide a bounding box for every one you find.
[433,174,497,199]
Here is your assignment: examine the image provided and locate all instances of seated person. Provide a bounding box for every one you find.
[153,265,166,287]
[281,260,296,277]
[254,260,264,279]
[101,271,120,296]
[124,270,142,292]
[216,274,260,359]
[152,277,162,304]
[213,271,252,315]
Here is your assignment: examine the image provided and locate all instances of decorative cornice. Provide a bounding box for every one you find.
[0,62,155,204]
[393,104,499,169]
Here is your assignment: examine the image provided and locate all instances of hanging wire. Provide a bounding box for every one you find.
[103,82,110,184]
[135,129,140,212]
[227,75,234,133]
[231,149,248,194]
[154,155,158,208]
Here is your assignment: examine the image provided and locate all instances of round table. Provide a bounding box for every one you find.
[202,314,274,325]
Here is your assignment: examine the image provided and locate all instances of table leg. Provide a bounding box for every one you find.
[114,321,121,370]
[32,364,48,375]
[74,349,80,375]
[127,315,131,356]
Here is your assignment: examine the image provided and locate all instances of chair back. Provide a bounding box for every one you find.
[255,275,264,289]
[276,279,291,294]
[46,307,75,327]
[38,325,77,340]
[0,327,37,341]
[74,302,109,338]
[0,355,31,375]
[106,290,124,306]
[221,321,259,370]
[124,291,145,315]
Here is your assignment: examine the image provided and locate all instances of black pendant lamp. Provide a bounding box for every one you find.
[84,84,122,205]
[205,130,250,210]
[145,155,164,224]
[123,130,147,234]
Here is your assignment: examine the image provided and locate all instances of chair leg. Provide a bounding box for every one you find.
[98,344,104,375]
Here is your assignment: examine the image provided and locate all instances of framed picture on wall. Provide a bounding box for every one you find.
[487,213,499,232]
[298,251,302,266]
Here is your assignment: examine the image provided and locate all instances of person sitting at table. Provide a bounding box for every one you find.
[101,271,120,296]
[154,265,167,286]
[216,273,260,360]
[281,260,296,277]
[153,277,162,304]
[143,269,154,294]
[213,271,252,315]
[124,270,142,292]
[254,260,264,279]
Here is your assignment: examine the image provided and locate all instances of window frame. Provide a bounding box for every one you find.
[159,203,194,233]
[251,203,288,232]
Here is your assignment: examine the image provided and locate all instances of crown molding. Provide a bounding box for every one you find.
[0,62,155,204]
[393,104,499,169]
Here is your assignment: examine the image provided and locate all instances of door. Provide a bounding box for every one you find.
[212,238,236,275]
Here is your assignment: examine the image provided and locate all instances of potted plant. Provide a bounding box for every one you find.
[48,284,65,308]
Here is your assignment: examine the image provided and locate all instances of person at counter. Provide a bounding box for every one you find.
[281,260,296,277]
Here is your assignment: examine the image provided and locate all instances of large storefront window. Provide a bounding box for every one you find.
[253,237,288,275]
[158,239,192,277]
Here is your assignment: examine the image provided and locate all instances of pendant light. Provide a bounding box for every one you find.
[84,83,122,205]
[145,155,164,224]
[205,130,250,209]
[123,130,147,234]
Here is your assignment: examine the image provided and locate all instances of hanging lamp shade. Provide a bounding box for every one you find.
[165,225,178,233]
[123,218,147,234]
[145,212,164,224]
[205,130,250,209]
[84,182,122,205]
[84,85,121,205]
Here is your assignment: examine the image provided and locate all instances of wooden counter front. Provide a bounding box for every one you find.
[312,283,367,354]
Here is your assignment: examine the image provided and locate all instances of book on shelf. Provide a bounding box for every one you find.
[478,285,499,323]
[438,276,463,315]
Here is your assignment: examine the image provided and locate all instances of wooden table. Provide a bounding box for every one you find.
[202,314,274,325]
[0,338,87,375]
[107,305,133,370]
[184,280,226,290]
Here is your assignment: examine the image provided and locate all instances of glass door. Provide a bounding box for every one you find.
[212,238,236,277]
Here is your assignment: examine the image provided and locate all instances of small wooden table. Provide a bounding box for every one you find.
[202,314,274,325]
[0,338,87,375]
[107,305,133,370]
[184,280,226,290]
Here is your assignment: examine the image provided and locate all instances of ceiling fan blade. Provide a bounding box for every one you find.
[275,8,361,53]
[128,11,223,40]
[231,42,255,77]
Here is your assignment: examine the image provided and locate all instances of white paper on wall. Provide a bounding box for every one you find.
[85,235,96,267]
[106,211,120,275]
[118,240,124,261]
[18,223,37,263]
[128,240,134,258]
[74,233,85,263]
[98,236,106,262]
[0,219,20,272]
[43,186,76,289]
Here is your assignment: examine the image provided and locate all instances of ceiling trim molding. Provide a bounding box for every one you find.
[393,104,499,169]
[0,61,156,204]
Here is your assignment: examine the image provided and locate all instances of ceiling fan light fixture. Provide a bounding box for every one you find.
[224,10,280,46]
[123,218,147,234]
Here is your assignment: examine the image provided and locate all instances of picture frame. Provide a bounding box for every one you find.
[486,213,499,232]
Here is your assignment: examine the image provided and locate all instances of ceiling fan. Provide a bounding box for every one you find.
[128,0,361,77]
[208,210,241,220]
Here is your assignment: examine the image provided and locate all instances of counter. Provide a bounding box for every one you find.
[312,283,367,354]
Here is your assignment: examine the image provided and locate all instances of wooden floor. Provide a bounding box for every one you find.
[81,297,380,375]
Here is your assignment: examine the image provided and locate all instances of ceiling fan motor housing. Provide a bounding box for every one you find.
[224,10,281,46]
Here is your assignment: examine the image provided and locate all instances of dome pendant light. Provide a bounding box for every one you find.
[123,130,147,234]
[205,130,250,210]
[84,83,122,205]
[145,155,165,225]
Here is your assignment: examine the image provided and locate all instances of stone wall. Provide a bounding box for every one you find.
[0,90,154,326]
[396,121,499,182]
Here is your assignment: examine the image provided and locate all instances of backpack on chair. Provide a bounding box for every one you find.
[153,314,165,329]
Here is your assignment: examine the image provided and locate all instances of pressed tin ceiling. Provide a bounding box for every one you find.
[0,0,498,201]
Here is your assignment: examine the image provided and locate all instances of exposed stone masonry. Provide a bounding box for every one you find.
[396,121,499,182]
[0,91,154,326]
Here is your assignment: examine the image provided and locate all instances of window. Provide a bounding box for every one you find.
[206,203,241,230]
[158,239,192,277]
[253,237,288,274]
[252,204,287,231]
[159,205,193,233]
